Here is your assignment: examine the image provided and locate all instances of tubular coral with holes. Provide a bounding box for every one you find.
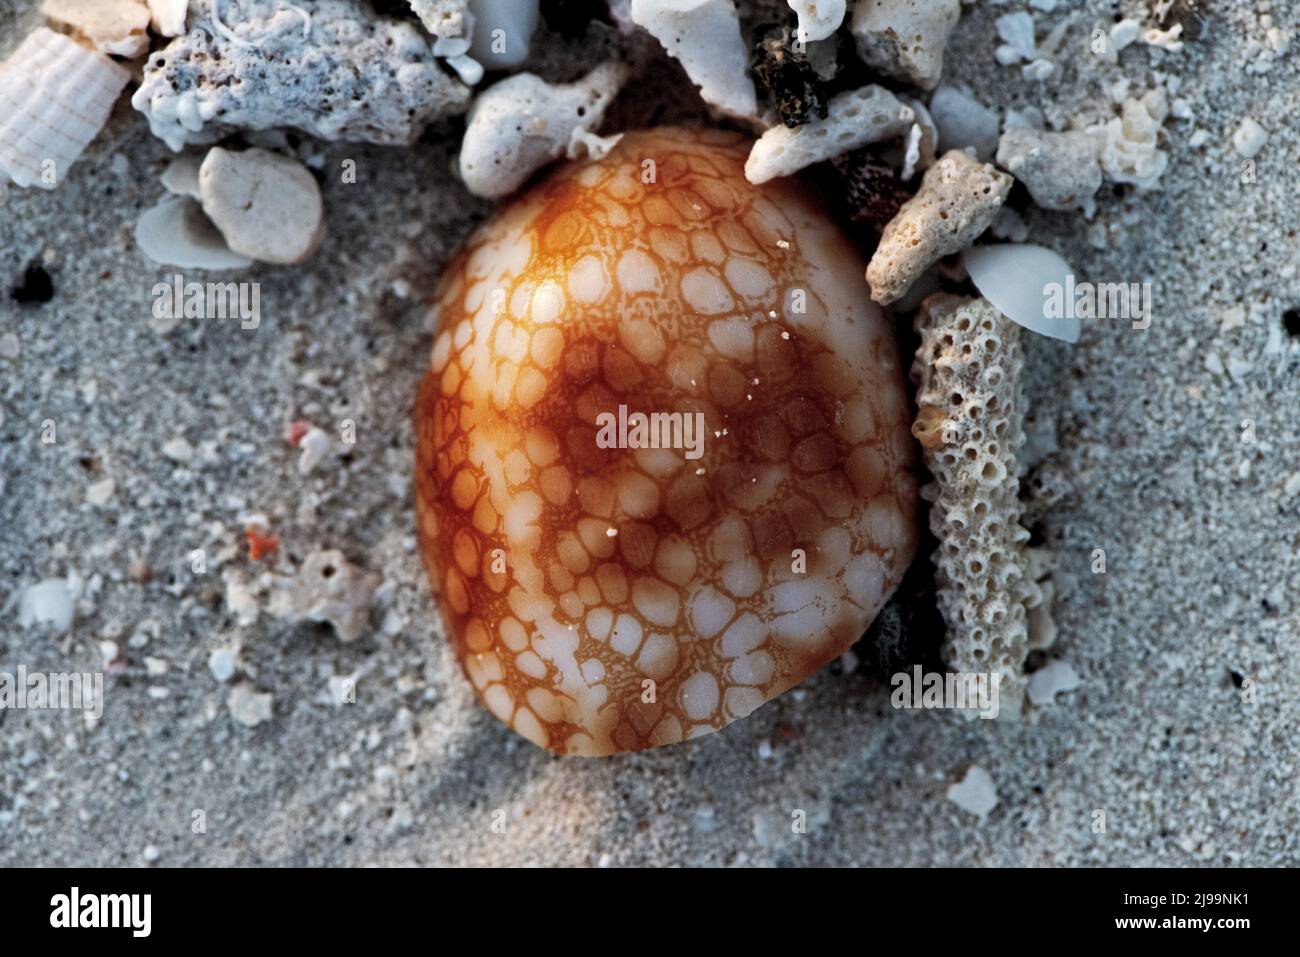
[415,127,919,755]
[911,295,1040,716]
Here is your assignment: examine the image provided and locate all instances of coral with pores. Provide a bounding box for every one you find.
[911,295,1041,716]
[1093,89,1169,190]
[850,0,961,91]
[866,149,1010,305]
[132,0,470,151]
[745,85,914,184]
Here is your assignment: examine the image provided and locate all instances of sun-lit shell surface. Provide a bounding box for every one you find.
[415,128,918,755]
[0,28,130,189]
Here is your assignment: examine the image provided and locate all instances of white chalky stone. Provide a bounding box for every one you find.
[199,148,325,265]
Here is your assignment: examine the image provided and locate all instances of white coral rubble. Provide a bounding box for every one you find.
[630,0,757,119]
[1092,88,1168,189]
[458,62,629,199]
[410,0,473,38]
[412,0,482,83]
[866,150,1011,305]
[745,85,913,184]
[996,128,1102,215]
[850,0,961,91]
[132,0,471,151]
[912,295,1043,717]
[267,549,379,643]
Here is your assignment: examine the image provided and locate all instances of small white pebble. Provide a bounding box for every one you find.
[1219,305,1247,332]
[86,477,116,506]
[1142,25,1184,52]
[444,53,483,86]
[142,845,160,863]
[947,765,999,819]
[162,436,194,462]
[994,44,1023,66]
[995,12,1036,62]
[228,683,273,727]
[1232,117,1268,159]
[208,648,238,682]
[200,147,325,265]
[1109,19,1140,51]
[297,427,331,474]
[1021,58,1055,81]
[1026,660,1081,705]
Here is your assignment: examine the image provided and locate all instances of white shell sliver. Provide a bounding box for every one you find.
[135,194,255,271]
[963,244,1082,343]
[0,28,130,190]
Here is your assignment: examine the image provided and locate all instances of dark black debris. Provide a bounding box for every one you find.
[11,263,54,305]
[831,148,914,233]
[751,25,839,129]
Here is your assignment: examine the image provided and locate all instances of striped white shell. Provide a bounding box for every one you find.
[0,28,130,190]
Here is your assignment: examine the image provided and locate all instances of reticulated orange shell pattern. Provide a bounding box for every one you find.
[415,127,918,755]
